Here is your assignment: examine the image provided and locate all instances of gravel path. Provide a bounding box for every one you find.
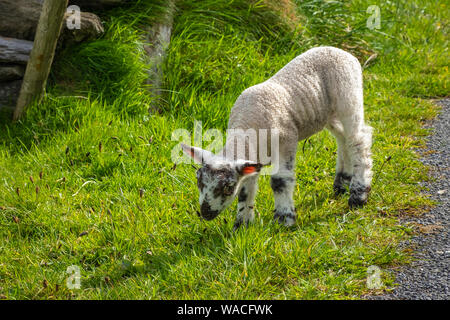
[372,99,450,300]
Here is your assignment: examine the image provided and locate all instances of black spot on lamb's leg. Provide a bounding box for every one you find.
[285,156,294,171]
[348,181,371,208]
[333,172,352,196]
[271,175,296,226]
[270,177,287,193]
[235,188,250,231]
[238,187,248,203]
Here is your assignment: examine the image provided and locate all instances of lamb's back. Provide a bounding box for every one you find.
[228,47,362,140]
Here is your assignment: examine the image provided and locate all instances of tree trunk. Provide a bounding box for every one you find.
[144,0,176,113]
[13,0,69,121]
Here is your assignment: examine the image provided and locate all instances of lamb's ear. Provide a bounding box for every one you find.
[236,162,264,176]
[180,143,216,165]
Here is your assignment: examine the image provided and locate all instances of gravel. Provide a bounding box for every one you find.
[371,99,450,300]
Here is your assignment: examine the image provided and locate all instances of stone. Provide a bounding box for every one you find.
[0,0,44,41]
[0,65,25,81]
[0,37,34,64]
[60,12,104,46]
[0,0,104,45]
[0,80,22,109]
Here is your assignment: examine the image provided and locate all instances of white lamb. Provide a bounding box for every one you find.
[181,46,373,230]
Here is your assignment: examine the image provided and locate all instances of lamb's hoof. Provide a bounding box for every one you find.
[333,172,351,196]
[274,210,296,227]
[233,218,253,231]
[333,184,347,196]
[233,220,242,231]
[348,194,367,208]
[348,187,370,208]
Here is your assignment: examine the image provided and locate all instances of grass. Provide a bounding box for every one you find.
[0,0,448,299]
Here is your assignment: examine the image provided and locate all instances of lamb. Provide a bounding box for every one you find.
[181,46,373,230]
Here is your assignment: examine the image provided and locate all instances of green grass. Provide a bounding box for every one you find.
[0,0,448,299]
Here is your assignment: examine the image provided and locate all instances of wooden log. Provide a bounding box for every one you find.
[0,0,43,41]
[13,0,69,121]
[0,37,33,64]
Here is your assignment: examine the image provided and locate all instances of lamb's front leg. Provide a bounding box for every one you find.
[271,152,297,227]
[233,175,259,230]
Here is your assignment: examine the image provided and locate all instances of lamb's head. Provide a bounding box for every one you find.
[181,144,263,220]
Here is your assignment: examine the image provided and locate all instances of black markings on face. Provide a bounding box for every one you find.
[197,165,235,194]
[200,200,219,220]
[238,187,248,202]
[196,164,238,220]
[196,169,205,191]
[210,166,236,199]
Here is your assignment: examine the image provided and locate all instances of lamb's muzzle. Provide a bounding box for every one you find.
[182,46,373,229]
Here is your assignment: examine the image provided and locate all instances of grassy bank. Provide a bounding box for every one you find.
[0,0,448,299]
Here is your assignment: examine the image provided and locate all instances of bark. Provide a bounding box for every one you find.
[144,0,176,113]
[13,0,69,120]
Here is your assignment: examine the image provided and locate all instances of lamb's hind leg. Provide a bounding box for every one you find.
[342,119,373,207]
[326,120,352,196]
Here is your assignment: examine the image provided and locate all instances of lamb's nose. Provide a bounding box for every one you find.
[200,201,219,220]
